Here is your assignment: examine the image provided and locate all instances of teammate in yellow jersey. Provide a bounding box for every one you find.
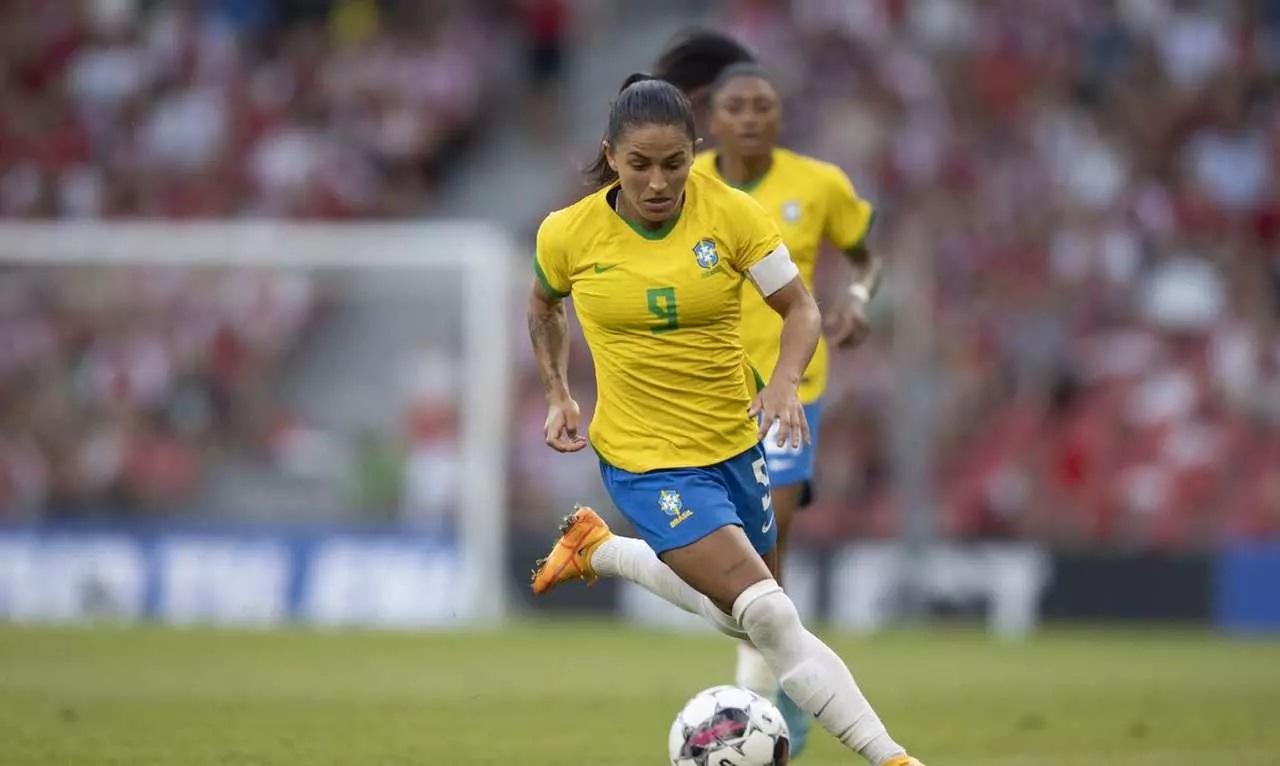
[528,72,923,766]
[655,30,887,759]
[695,66,878,551]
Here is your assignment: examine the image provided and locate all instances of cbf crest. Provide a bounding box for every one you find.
[782,200,802,223]
[659,490,683,516]
[692,238,719,269]
[659,489,694,528]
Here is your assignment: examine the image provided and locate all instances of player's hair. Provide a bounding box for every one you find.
[709,62,777,98]
[652,27,757,95]
[585,73,697,188]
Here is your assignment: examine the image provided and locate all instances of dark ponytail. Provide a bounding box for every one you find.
[584,73,697,188]
[620,71,658,91]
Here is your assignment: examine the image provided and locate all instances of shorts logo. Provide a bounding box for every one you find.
[782,200,802,223]
[692,238,719,269]
[659,489,694,528]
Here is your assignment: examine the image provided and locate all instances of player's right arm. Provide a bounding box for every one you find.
[529,216,587,453]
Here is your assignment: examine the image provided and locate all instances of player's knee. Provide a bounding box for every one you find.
[731,579,802,651]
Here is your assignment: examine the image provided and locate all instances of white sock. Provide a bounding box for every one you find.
[732,580,906,766]
[736,641,777,698]
[591,536,747,640]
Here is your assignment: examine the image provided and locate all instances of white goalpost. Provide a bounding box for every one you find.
[0,221,517,626]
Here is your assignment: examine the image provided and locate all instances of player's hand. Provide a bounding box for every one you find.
[826,292,872,348]
[749,382,809,450]
[544,396,588,453]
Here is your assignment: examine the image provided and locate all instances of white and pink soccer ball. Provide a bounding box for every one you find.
[668,685,791,766]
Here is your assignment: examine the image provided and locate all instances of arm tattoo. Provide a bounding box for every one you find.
[528,297,570,398]
[527,304,560,347]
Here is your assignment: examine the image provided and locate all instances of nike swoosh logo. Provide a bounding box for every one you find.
[761,513,775,534]
[593,263,619,273]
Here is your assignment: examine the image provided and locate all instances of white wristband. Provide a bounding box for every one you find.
[848,283,871,304]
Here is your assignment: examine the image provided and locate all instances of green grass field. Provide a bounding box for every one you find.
[1,621,1278,765]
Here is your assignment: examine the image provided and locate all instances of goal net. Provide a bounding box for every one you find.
[0,221,516,627]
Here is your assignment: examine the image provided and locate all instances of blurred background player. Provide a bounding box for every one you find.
[528,74,924,766]
[653,26,755,135]
[656,32,882,757]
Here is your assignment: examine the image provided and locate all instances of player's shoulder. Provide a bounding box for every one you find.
[776,148,854,192]
[538,186,611,245]
[688,165,767,220]
[691,150,718,175]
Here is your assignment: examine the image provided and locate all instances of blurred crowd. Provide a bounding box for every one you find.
[0,0,540,517]
[713,0,1280,549]
[0,0,510,219]
[0,266,315,516]
[4,0,1279,551]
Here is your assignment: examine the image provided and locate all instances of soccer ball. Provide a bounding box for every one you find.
[668,685,790,766]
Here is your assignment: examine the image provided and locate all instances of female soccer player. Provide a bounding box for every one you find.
[528,74,922,766]
[656,33,883,756]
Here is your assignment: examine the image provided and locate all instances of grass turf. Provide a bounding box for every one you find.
[1,621,1278,765]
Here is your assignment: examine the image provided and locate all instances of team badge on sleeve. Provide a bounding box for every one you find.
[692,238,719,269]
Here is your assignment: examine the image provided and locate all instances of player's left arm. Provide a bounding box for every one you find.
[731,192,820,449]
[823,167,882,348]
[747,248,820,451]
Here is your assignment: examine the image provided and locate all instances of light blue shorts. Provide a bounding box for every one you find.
[762,400,823,488]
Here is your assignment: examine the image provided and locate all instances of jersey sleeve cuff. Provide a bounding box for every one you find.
[534,259,570,299]
[844,207,876,252]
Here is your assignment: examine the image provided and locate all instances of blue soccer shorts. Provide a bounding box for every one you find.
[599,444,776,556]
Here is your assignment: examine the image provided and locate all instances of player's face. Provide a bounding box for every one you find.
[710,76,780,160]
[605,123,696,224]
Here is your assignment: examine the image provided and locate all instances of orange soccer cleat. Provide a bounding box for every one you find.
[530,505,614,595]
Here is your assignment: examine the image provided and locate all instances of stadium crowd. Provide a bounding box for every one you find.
[0,267,315,516]
[719,0,1280,549]
[3,0,1278,551]
[0,0,505,219]
[0,0,519,516]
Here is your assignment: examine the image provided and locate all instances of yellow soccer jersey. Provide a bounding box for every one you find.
[692,148,874,403]
[535,169,783,473]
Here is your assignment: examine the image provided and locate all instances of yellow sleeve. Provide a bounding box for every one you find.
[728,190,784,272]
[823,166,875,251]
[533,214,571,298]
